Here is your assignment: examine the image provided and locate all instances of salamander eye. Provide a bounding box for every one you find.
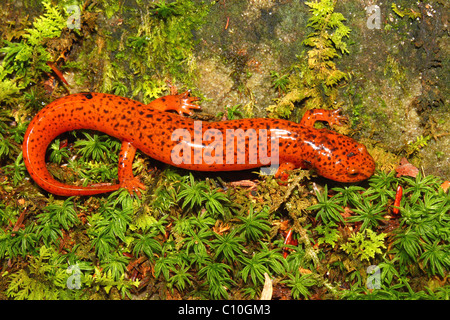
[347,152,355,158]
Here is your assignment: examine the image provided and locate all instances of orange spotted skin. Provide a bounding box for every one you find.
[22,92,375,196]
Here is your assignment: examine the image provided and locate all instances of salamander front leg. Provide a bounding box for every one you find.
[118,141,146,196]
[300,109,347,128]
[147,90,201,116]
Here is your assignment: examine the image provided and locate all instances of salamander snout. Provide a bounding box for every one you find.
[347,166,359,176]
[311,136,375,183]
[339,143,375,182]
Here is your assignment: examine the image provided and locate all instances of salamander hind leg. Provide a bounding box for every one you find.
[147,90,201,116]
[118,141,146,197]
[300,109,347,128]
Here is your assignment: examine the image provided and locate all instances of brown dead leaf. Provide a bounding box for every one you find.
[341,206,354,219]
[441,181,450,193]
[395,157,419,178]
[298,267,312,274]
[260,273,273,300]
[212,220,230,236]
[228,179,258,189]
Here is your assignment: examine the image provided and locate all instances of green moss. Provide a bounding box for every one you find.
[118,0,213,102]
[0,0,66,96]
[267,0,351,119]
[384,55,407,87]
[391,3,422,20]
[340,229,387,262]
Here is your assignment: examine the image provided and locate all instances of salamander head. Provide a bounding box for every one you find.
[309,134,375,183]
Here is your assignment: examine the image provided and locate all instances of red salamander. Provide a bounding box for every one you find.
[22,92,375,196]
